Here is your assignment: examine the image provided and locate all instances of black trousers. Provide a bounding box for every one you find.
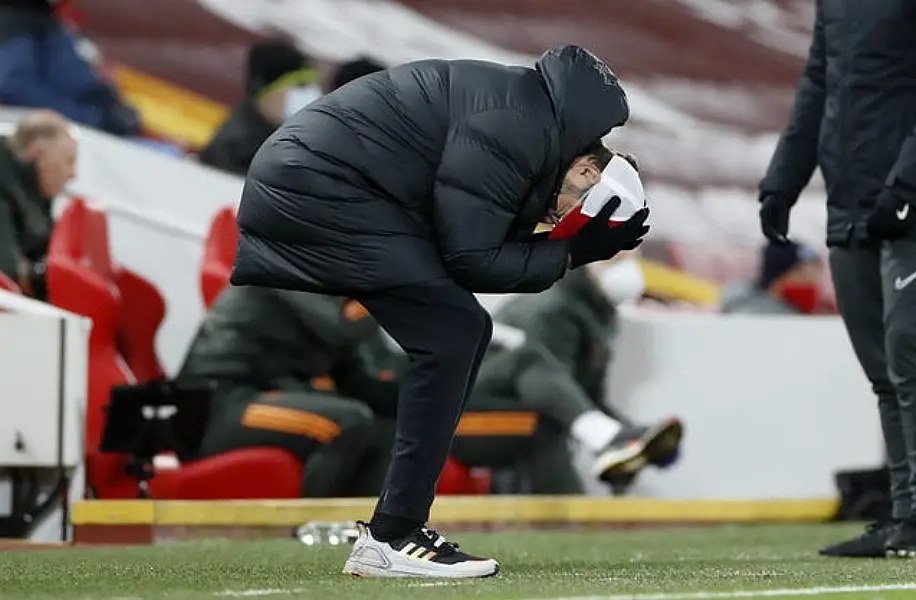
[357,281,492,523]
[830,241,916,520]
[198,386,375,497]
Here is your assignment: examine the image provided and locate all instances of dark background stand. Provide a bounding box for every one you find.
[99,380,214,499]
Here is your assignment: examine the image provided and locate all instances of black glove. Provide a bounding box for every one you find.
[866,187,916,241]
[568,198,650,269]
[759,194,792,244]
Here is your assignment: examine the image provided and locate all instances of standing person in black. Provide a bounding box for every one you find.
[758,0,916,558]
[230,45,649,578]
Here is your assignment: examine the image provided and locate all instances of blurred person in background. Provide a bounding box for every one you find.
[330,56,386,92]
[758,0,916,558]
[176,286,397,497]
[0,110,75,300]
[231,44,648,578]
[720,241,824,315]
[199,41,319,176]
[477,257,683,493]
[0,0,140,137]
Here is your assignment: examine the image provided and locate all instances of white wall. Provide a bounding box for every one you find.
[581,310,882,499]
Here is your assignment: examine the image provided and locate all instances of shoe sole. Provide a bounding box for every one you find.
[596,419,684,483]
[885,548,916,559]
[343,559,500,579]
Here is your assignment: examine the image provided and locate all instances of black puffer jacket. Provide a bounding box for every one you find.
[232,45,629,295]
[760,0,916,246]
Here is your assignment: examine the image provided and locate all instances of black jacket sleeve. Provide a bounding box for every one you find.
[759,2,826,202]
[434,110,569,294]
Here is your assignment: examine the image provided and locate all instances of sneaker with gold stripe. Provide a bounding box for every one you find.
[342,521,499,578]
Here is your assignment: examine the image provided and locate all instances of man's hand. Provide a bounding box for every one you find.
[568,198,650,269]
[866,188,916,241]
[759,194,792,244]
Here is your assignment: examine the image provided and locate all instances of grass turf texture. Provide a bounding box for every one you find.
[2,524,914,600]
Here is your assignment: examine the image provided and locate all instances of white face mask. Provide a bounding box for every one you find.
[284,85,323,119]
[596,258,645,306]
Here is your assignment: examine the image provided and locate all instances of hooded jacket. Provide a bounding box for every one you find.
[231,45,629,295]
[760,0,916,246]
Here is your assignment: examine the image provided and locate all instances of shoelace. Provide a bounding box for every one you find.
[420,527,459,554]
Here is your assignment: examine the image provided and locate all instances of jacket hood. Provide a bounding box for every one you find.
[535,45,630,168]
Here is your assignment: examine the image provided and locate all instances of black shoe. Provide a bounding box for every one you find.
[819,521,899,558]
[594,418,684,483]
[885,520,916,558]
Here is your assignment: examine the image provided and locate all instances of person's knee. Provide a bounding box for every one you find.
[439,303,492,357]
[514,342,558,372]
[332,400,375,437]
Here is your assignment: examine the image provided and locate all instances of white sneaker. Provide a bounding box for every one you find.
[342,521,500,579]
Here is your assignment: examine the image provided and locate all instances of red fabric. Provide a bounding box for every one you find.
[114,266,166,381]
[172,449,302,499]
[200,207,238,310]
[436,457,491,495]
[549,206,624,240]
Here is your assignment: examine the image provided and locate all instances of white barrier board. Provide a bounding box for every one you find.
[587,311,883,499]
[0,291,90,541]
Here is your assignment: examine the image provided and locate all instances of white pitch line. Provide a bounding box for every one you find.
[520,583,916,600]
[214,589,306,597]
[210,583,916,600]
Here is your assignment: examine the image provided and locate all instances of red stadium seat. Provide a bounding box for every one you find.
[114,266,166,381]
[436,457,491,495]
[200,207,238,310]
[48,199,303,500]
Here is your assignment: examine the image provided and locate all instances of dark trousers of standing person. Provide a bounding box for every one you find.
[356,281,493,540]
[830,240,916,522]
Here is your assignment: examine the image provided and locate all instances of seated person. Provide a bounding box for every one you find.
[330,57,385,91]
[362,257,683,495]
[199,41,318,176]
[176,285,398,497]
[0,110,77,299]
[720,240,825,315]
[0,0,140,136]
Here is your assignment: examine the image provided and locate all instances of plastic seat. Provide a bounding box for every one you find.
[48,199,303,500]
[200,207,238,310]
[437,457,491,495]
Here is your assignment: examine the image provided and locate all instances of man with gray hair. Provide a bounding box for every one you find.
[0,109,76,299]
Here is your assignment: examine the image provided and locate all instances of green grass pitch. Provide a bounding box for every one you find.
[1,524,914,600]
